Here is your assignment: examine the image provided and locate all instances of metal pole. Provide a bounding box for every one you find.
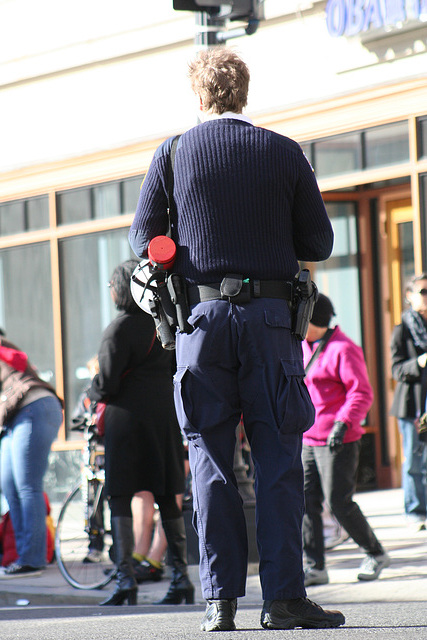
[195,9,223,47]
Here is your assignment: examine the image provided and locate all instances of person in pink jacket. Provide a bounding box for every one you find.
[301,294,390,586]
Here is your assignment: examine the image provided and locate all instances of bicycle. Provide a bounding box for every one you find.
[55,412,116,590]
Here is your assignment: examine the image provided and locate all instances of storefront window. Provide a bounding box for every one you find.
[59,228,137,435]
[418,117,427,159]
[57,175,143,225]
[364,122,409,168]
[420,173,427,268]
[315,133,361,178]
[93,182,121,219]
[123,176,143,214]
[0,196,49,236]
[0,242,55,384]
[314,201,362,346]
[308,121,410,179]
[57,187,91,224]
[27,196,51,230]
[300,142,313,166]
[398,222,415,293]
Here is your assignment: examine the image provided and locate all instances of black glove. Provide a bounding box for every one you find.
[326,421,347,452]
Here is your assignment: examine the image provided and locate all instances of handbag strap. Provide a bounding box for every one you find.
[304,327,334,374]
[166,134,181,238]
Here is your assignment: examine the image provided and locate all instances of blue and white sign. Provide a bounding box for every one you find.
[326,0,427,37]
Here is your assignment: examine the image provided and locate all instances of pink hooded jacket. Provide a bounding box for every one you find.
[302,326,373,446]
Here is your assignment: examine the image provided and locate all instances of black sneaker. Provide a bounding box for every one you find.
[200,598,237,631]
[133,559,164,583]
[261,598,345,629]
[0,563,43,579]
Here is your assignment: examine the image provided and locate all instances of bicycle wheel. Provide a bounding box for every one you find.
[55,481,115,590]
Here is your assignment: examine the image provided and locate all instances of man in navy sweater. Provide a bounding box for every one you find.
[129,47,344,631]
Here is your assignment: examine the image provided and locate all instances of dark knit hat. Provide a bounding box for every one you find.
[310,293,335,327]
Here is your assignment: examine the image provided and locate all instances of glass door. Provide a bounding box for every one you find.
[314,201,362,345]
[386,198,414,488]
[387,199,414,327]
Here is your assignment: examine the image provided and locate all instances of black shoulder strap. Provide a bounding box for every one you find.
[304,327,334,374]
[166,135,181,238]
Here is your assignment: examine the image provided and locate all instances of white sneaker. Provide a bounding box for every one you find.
[357,552,390,581]
[304,566,329,586]
[83,549,103,563]
[408,520,426,533]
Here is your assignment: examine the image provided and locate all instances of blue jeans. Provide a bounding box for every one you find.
[398,418,427,520]
[0,396,62,567]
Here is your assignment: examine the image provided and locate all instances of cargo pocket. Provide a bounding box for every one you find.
[173,366,199,439]
[277,358,315,437]
[173,365,237,439]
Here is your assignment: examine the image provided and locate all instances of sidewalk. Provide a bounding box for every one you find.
[0,488,425,607]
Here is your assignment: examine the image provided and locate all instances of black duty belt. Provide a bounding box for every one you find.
[188,279,293,305]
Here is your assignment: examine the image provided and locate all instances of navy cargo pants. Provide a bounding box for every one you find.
[174,297,315,601]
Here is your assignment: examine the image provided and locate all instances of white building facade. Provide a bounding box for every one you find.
[1,0,427,491]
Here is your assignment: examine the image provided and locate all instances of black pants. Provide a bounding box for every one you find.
[302,441,383,570]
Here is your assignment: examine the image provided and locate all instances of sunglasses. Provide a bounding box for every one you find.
[415,289,427,296]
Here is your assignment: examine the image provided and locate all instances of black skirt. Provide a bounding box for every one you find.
[103,372,185,498]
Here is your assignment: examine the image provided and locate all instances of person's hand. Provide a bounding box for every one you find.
[326,421,347,452]
[418,353,427,368]
[418,413,427,442]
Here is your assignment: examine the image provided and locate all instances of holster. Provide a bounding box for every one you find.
[147,272,193,350]
[148,298,176,351]
[291,269,318,341]
[167,274,193,334]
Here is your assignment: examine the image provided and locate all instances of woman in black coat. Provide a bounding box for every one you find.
[89,259,194,606]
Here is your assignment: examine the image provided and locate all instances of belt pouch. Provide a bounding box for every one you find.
[220,274,250,303]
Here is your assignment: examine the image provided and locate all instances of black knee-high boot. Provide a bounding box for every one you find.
[155,516,195,605]
[100,516,137,606]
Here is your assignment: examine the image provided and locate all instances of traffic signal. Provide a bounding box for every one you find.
[173,1,264,21]
[173,1,219,11]
[225,1,264,21]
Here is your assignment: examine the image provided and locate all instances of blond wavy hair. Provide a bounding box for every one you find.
[188,47,250,115]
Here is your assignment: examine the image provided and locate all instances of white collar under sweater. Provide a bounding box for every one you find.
[201,111,253,125]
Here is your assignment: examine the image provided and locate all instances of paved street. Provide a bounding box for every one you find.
[0,489,426,638]
[0,601,426,639]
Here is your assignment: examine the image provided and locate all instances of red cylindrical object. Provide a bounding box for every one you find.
[148,236,176,271]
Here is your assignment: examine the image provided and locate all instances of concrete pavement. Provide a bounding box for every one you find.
[0,488,425,609]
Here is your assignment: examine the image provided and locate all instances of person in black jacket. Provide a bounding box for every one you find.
[390,273,427,532]
[89,259,193,606]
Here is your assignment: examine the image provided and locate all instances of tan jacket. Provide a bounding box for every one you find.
[0,338,62,426]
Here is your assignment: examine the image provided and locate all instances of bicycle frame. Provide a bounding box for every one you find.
[55,413,115,590]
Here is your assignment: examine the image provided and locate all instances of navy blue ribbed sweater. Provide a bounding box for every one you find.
[129,119,333,284]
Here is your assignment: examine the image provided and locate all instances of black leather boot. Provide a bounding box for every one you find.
[99,516,137,606]
[154,516,195,605]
